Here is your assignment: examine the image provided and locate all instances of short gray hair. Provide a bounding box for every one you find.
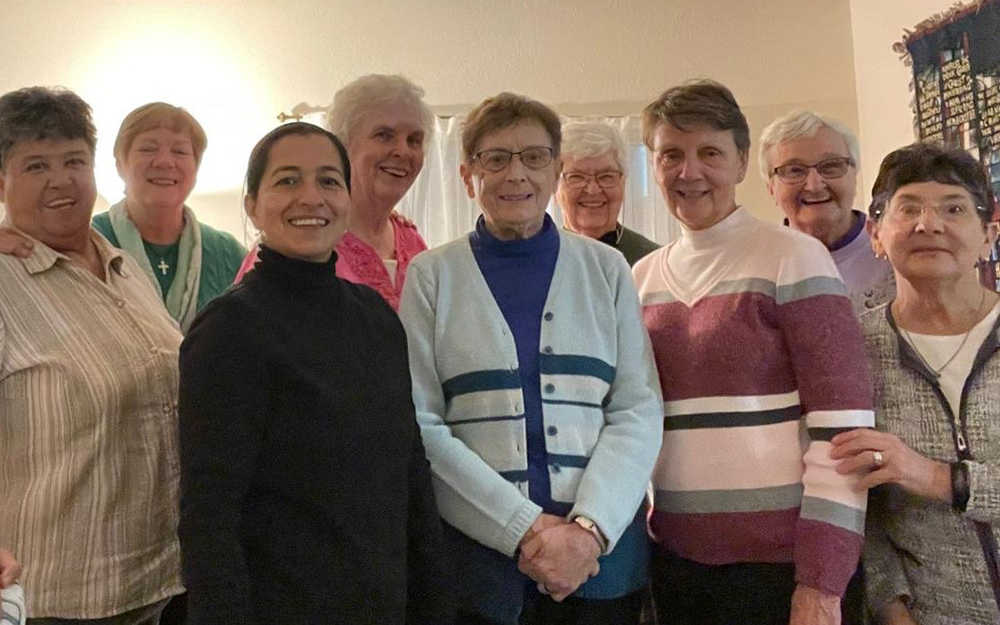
[326,74,435,145]
[758,110,859,181]
[560,121,627,171]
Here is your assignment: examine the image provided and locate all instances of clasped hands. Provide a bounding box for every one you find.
[517,513,601,602]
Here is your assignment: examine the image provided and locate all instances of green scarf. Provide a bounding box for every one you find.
[108,200,202,332]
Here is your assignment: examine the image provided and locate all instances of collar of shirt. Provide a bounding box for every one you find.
[17,228,127,278]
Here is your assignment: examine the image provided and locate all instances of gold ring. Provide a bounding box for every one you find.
[872,450,884,468]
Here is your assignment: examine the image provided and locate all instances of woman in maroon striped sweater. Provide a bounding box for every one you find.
[632,79,874,625]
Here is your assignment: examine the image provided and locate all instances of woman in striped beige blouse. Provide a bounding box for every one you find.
[0,87,183,624]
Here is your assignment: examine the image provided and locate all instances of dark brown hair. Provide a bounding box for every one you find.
[868,142,995,225]
[245,122,351,200]
[0,86,96,171]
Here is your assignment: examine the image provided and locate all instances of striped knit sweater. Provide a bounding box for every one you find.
[632,207,874,596]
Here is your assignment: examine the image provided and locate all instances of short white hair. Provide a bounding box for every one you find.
[560,121,627,171]
[757,110,859,181]
[326,74,435,145]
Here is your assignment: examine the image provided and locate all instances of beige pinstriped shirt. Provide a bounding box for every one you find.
[0,230,183,618]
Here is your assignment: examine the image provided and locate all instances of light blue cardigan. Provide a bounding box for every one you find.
[399,228,662,566]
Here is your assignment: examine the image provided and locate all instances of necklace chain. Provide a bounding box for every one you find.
[899,290,987,378]
[613,223,624,246]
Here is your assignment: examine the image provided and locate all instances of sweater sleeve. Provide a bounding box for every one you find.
[569,256,663,552]
[964,458,1000,525]
[178,296,266,625]
[398,260,542,558]
[863,486,912,615]
[775,238,874,596]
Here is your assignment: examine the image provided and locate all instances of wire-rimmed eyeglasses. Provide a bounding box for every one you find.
[560,171,624,189]
[472,147,555,172]
[770,157,854,183]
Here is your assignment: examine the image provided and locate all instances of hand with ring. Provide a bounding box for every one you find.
[872,450,884,468]
[830,428,953,502]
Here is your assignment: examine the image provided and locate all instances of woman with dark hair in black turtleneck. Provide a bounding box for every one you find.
[177,122,452,625]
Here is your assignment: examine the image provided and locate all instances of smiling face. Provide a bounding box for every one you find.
[346,100,425,212]
[651,122,747,230]
[244,133,350,263]
[117,126,198,211]
[767,125,857,247]
[460,121,558,240]
[556,152,625,239]
[872,180,990,283]
[0,137,97,250]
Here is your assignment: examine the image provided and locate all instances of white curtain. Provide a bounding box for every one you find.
[397,114,681,250]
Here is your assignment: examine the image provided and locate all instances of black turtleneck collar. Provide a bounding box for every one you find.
[253,244,341,296]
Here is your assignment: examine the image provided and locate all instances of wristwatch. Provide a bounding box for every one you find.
[573,516,607,552]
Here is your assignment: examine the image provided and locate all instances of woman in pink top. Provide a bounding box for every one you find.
[236,74,431,309]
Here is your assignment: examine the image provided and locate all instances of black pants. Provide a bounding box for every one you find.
[455,587,646,625]
[157,593,186,625]
[842,565,867,625]
[650,551,796,625]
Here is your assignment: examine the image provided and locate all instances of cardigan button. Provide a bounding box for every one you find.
[543,346,553,354]
[552,464,561,473]
[543,384,555,394]
[546,425,558,436]
[543,312,554,321]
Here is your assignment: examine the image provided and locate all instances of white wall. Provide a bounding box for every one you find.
[849,0,957,207]
[2,0,860,240]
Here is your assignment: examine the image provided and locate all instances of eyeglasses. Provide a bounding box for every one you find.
[472,147,555,172]
[770,157,854,183]
[886,201,984,224]
[560,171,623,189]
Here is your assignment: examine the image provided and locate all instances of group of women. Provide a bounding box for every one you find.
[0,73,997,625]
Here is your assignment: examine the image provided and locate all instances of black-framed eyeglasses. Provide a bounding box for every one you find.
[472,147,555,172]
[770,157,854,183]
[561,171,624,189]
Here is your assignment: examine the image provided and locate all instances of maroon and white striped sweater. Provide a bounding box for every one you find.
[632,207,874,596]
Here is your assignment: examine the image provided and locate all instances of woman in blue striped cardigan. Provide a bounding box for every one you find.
[398,92,663,625]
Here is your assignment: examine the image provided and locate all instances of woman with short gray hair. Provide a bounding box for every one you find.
[556,121,659,266]
[759,109,893,313]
